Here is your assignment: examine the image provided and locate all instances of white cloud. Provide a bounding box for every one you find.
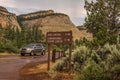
[0,0,92,25]
[70,7,86,18]
[55,7,87,18]
[71,17,85,26]
[0,0,15,7]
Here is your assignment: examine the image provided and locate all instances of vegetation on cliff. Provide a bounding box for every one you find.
[17,10,68,23]
[0,25,44,53]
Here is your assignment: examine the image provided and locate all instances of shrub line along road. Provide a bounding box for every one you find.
[0,54,48,80]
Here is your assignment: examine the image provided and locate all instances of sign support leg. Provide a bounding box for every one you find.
[48,44,50,70]
[69,44,72,70]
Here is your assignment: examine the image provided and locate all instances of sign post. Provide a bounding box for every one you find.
[46,31,72,70]
[69,44,72,70]
[47,44,50,70]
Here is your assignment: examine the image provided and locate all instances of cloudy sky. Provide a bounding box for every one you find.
[0,0,94,26]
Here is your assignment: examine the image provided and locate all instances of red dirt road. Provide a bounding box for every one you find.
[0,55,48,80]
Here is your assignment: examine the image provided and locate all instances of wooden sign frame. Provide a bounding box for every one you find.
[46,31,73,70]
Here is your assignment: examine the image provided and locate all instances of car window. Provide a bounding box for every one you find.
[36,44,42,46]
[26,43,44,48]
[27,44,34,46]
[34,46,41,49]
[26,44,35,48]
[26,45,33,48]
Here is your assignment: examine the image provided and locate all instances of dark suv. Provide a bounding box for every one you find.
[20,43,46,56]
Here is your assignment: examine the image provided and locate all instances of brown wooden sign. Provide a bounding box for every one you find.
[46,31,73,70]
[46,31,72,44]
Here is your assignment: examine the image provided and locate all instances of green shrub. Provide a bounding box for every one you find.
[74,43,120,80]
[71,46,90,72]
[75,58,112,80]
[74,38,92,48]
[72,46,90,65]
[106,45,120,67]
[62,57,69,70]
[4,40,18,53]
[90,50,101,64]
[111,64,120,74]
[48,69,56,78]
[54,57,69,72]
[97,43,112,60]
[54,61,65,71]
[0,40,5,52]
[116,44,120,50]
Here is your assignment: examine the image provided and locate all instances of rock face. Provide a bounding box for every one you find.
[17,10,74,27]
[77,26,92,40]
[0,6,20,30]
[0,6,92,40]
[17,10,92,40]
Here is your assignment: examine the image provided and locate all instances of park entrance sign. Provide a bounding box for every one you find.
[46,31,72,44]
[46,31,73,70]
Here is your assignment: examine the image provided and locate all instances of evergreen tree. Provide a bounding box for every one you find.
[84,0,120,45]
[0,24,2,37]
[15,27,21,48]
[0,25,45,53]
[26,27,32,43]
[20,27,27,46]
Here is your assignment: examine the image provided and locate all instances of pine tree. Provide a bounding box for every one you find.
[15,27,21,48]
[84,0,120,45]
[0,24,2,37]
[20,27,27,46]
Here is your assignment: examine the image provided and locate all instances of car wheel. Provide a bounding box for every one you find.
[30,51,34,56]
[42,51,45,55]
[21,53,25,56]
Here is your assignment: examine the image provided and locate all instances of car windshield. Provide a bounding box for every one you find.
[26,45,34,48]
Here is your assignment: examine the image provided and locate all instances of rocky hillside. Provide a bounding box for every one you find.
[17,10,92,40]
[77,26,92,39]
[0,6,20,30]
[77,25,87,30]
[0,6,92,40]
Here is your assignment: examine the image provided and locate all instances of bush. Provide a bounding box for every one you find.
[54,61,65,71]
[74,43,120,80]
[116,44,120,50]
[0,40,5,52]
[4,40,18,53]
[97,43,112,60]
[53,56,69,71]
[74,38,92,48]
[75,58,112,80]
[72,46,90,66]
[111,64,120,79]
[48,69,56,78]
[106,45,120,67]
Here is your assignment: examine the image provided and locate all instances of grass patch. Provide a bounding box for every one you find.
[0,52,17,56]
[19,60,75,80]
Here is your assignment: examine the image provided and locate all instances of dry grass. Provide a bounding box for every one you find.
[19,60,75,80]
[0,52,16,56]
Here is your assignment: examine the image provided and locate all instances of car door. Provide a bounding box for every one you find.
[34,46,39,54]
[35,44,42,55]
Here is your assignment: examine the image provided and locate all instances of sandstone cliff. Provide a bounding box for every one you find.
[0,6,92,40]
[77,26,92,40]
[17,10,92,40]
[0,6,20,30]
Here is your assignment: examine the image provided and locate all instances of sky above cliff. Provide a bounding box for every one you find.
[0,0,95,26]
